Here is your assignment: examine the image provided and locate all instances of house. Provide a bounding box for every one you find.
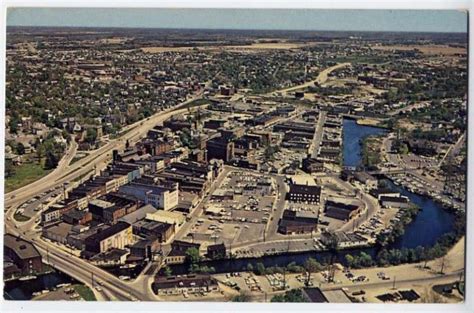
[133,220,175,243]
[41,205,63,226]
[324,200,361,221]
[119,182,179,210]
[129,238,160,261]
[379,196,411,209]
[145,210,185,227]
[118,204,157,225]
[89,248,129,266]
[165,240,200,265]
[278,210,318,235]
[206,137,235,162]
[320,231,368,249]
[369,188,401,200]
[354,172,378,190]
[62,209,92,225]
[4,234,43,275]
[152,274,219,296]
[203,119,228,130]
[206,243,226,260]
[286,184,321,204]
[42,222,73,244]
[302,287,353,303]
[302,157,325,173]
[83,222,133,255]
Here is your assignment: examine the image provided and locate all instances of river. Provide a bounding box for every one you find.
[342,119,455,249]
[4,271,77,300]
[5,119,458,291]
[165,118,456,275]
[342,118,387,167]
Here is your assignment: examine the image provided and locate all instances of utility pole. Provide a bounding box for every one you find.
[62,182,67,200]
[392,275,396,290]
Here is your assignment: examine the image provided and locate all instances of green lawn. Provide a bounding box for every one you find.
[73,284,96,301]
[182,98,212,108]
[13,212,31,222]
[5,162,52,193]
[70,155,86,164]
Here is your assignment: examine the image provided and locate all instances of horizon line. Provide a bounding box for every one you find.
[6,24,469,34]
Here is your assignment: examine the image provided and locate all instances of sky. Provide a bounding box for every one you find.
[7,8,468,33]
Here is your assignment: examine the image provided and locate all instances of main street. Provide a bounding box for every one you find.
[311,111,327,159]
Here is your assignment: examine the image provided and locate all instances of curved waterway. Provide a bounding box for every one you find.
[342,118,387,167]
[342,119,455,249]
[4,271,77,300]
[166,118,456,275]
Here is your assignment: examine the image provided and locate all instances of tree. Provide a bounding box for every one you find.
[246,263,254,273]
[304,257,321,285]
[345,254,355,268]
[255,263,266,275]
[35,139,45,161]
[61,129,71,143]
[287,262,304,273]
[5,159,15,178]
[163,266,173,277]
[8,117,19,134]
[185,247,201,264]
[85,128,98,143]
[435,255,450,275]
[232,291,251,302]
[16,143,25,155]
[359,252,373,267]
[271,289,308,303]
[45,150,59,169]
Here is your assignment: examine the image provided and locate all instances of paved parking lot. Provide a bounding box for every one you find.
[16,187,64,219]
[179,170,278,249]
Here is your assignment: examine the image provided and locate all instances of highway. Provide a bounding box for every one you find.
[268,62,351,96]
[4,89,210,301]
[5,92,207,210]
[437,131,466,168]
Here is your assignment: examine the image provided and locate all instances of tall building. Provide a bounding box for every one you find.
[206,137,234,162]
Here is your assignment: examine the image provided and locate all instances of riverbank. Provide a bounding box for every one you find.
[4,269,77,300]
[163,119,459,277]
[159,237,464,303]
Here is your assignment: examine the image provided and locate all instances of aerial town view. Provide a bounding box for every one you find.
[3,8,468,304]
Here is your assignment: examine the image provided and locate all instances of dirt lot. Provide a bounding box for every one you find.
[371,44,466,56]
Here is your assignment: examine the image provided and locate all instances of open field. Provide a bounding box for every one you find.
[371,44,466,56]
[141,42,318,53]
[73,284,97,301]
[6,162,52,193]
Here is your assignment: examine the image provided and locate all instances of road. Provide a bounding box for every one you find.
[265,175,287,240]
[437,131,466,168]
[386,100,431,116]
[5,92,206,210]
[311,111,327,158]
[4,89,210,301]
[267,62,351,96]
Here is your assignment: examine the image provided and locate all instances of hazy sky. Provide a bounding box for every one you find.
[7,8,468,33]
